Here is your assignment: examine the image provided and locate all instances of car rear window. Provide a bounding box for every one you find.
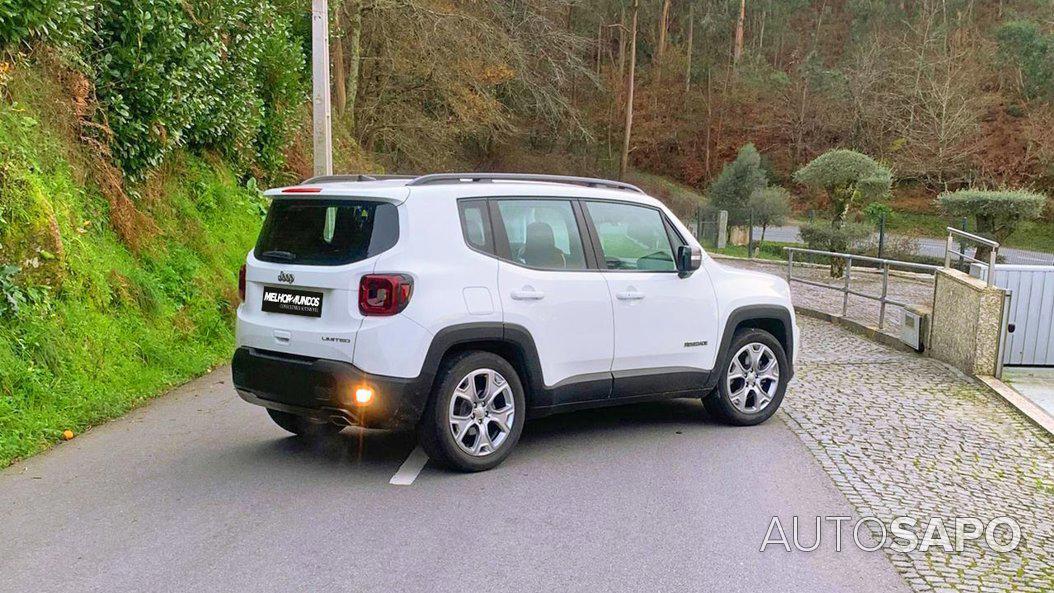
[254,199,399,265]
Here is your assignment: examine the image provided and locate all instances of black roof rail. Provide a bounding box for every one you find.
[404,173,645,194]
[301,174,418,184]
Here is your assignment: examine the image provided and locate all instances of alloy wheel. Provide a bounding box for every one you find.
[725,342,780,414]
[447,368,516,457]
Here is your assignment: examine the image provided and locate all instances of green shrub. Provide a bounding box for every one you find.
[799,221,872,276]
[862,202,893,225]
[749,185,791,243]
[799,221,872,252]
[0,265,24,314]
[3,0,308,177]
[88,0,306,177]
[709,144,767,227]
[0,0,91,48]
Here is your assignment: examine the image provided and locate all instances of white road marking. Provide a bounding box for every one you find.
[389,446,429,486]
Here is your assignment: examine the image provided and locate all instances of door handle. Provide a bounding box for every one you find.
[616,291,645,301]
[511,290,545,301]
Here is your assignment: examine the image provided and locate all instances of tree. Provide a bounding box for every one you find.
[733,0,745,65]
[996,20,1054,103]
[794,149,892,224]
[938,189,1046,262]
[708,143,767,227]
[878,3,984,185]
[332,0,363,127]
[749,186,791,245]
[794,149,892,275]
[656,0,670,66]
[619,0,639,180]
[354,0,594,169]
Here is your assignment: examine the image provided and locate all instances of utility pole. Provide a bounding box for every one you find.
[312,0,333,177]
[619,0,639,181]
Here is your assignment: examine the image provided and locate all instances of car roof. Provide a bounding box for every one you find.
[263,173,662,208]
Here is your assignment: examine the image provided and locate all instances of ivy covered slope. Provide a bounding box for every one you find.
[0,65,265,466]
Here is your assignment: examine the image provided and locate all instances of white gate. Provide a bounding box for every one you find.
[978,265,1054,367]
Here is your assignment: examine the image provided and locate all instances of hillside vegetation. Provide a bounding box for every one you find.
[3,0,1054,464]
[0,63,265,464]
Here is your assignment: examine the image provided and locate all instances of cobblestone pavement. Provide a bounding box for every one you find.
[786,317,1054,592]
[720,256,934,337]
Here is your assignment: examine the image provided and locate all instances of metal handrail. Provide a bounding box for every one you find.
[783,247,939,331]
[944,227,999,287]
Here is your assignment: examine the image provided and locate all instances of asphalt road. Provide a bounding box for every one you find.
[1,369,909,593]
[758,225,1054,265]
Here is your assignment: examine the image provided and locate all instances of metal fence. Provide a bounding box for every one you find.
[781,228,1004,331]
[784,247,941,331]
[689,208,726,249]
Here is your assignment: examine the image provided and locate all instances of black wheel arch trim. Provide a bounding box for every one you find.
[419,322,549,408]
[710,304,795,390]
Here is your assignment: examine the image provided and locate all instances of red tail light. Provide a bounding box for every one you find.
[238,264,246,301]
[359,274,413,316]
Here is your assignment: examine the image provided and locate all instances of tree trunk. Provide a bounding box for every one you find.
[567,5,576,106]
[704,67,712,175]
[332,10,346,116]
[344,1,363,132]
[685,4,694,100]
[657,0,671,66]
[596,23,603,79]
[973,215,998,265]
[733,0,746,65]
[618,7,626,79]
[757,7,766,51]
[619,0,639,181]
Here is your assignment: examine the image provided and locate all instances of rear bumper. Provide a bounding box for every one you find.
[231,347,430,429]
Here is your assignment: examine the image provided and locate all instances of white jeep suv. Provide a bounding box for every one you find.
[233,173,799,471]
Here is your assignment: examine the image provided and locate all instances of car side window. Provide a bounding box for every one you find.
[585,201,677,271]
[458,199,494,254]
[494,199,588,270]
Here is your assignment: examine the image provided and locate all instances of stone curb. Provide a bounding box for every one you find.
[791,305,918,354]
[975,375,1054,437]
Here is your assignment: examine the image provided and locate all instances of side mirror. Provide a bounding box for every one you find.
[676,245,702,277]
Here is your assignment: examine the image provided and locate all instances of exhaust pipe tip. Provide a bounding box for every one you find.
[327,410,361,427]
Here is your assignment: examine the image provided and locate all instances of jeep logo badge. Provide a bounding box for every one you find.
[277,271,295,284]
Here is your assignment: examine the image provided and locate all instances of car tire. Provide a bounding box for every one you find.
[267,408,343,438]
[418,351,526,472]
[703,328,788,426]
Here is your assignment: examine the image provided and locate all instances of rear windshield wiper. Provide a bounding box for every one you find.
[261,250,297,261]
